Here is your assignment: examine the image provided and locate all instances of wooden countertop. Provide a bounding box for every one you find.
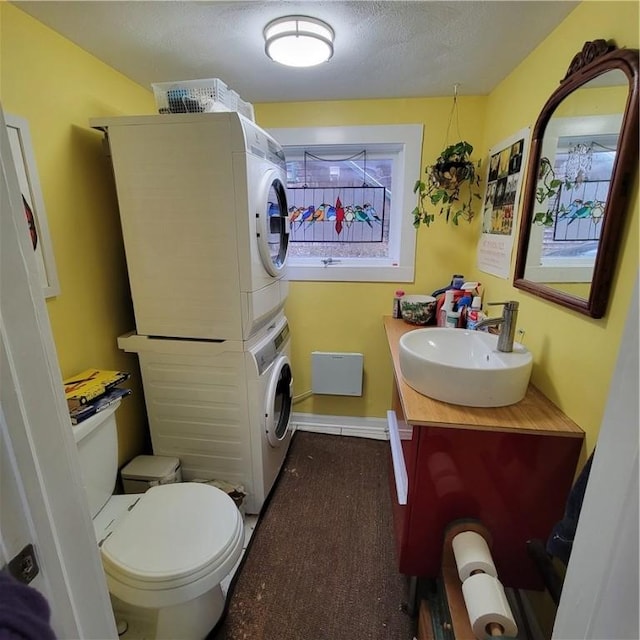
[384,316,584,437]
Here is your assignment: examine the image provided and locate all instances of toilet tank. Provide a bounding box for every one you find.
[72,400,121,518]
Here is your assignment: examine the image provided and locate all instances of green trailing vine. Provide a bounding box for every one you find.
[533,157,565,226]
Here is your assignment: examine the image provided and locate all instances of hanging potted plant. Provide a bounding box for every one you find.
[412,140,482,227]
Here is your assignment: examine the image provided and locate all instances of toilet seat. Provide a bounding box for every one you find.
[100,483,243,608]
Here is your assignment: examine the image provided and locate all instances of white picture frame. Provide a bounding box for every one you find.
[6,114,60,297]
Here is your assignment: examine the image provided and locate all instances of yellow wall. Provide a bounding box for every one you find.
[2,1,637,465]
[474,0,639,454]
[0,3,157,465]
[258,97,486,418]
[257,0,639,455]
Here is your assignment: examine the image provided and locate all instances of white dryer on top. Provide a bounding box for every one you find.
[91,112,289,341]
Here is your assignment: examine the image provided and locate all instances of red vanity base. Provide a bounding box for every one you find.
[389,421,583,589]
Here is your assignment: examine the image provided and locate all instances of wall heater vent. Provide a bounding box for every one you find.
[311,352,364,396]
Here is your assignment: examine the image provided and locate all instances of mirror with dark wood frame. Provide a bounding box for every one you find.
[514,40,639,318]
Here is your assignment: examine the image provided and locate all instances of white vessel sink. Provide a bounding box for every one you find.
[398,328,533,407]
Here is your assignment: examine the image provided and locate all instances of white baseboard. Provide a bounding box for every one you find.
[291,412,388,441]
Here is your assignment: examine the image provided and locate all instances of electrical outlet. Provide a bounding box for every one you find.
[7,544,39,584]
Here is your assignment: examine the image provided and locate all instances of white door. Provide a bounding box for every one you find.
[552,275,639,639]
[0,105,117,639]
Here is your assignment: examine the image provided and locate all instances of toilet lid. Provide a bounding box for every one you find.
[101,483,241,585]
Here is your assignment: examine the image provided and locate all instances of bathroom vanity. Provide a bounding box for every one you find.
[384,317,584,589]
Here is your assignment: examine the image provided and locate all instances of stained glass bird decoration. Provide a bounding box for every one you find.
[289,206,302,224]
[298,205,315,227]
[335,197,345,235]
[354,205,372,227]
[364,203,382,224]
[306,204,325,229]
[344,205,355,228]
[268,201,280,217]
[558,199,604,225]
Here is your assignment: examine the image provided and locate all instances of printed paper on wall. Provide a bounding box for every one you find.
[477,128,531,278]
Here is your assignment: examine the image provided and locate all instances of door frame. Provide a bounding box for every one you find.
[0,104,116,639]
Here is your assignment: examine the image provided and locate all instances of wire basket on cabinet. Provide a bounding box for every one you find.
[152,78,233,114]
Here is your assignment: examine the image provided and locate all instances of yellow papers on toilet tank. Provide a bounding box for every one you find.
[63,368,130,409]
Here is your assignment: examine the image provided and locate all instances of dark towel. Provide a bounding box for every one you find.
[546,450,594,565]
[0,571,56,640]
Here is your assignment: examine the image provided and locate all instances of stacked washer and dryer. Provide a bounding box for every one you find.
[91,112,293,514]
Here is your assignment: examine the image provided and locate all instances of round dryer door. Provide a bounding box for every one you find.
[257,171,289,276]
[265,356,293,447]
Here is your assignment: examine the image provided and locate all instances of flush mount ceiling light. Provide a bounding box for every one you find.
[264,16,334,68]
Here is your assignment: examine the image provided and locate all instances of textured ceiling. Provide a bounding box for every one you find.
[13,1,580,103]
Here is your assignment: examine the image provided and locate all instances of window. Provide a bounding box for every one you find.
[286,152,390,257]
[268,125,422,282]
[525,114,621,284]
[539,135,615,267]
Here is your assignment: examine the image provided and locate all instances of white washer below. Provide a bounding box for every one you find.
[246,313,294,512]
[118,312,294,515]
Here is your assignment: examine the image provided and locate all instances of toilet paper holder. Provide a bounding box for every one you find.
[418,519,519,640]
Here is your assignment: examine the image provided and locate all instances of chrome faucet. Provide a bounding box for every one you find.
[474,301,519,352]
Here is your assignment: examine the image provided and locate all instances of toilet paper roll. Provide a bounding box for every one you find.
[452,531,497,581]
[461,573,518,640]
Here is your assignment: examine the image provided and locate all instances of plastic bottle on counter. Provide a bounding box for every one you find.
[446,305,461,328]
[392,290,405,319]
[466,296,483,330]
[438,290,455,327]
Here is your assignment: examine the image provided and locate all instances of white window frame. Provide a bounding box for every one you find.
[269,124,422,282]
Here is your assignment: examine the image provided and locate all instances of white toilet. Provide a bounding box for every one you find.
[72,400,244,639]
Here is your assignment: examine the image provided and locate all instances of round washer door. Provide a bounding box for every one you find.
[257,169,289,277]
[265,356,293,447]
